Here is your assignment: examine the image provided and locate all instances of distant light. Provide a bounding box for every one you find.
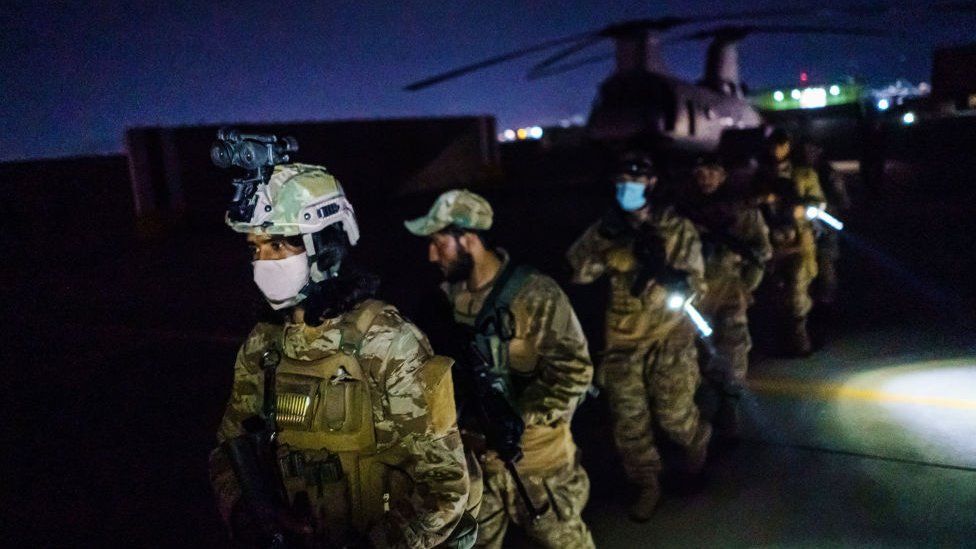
[902,111,916,125]
[799,87,827,109]
[773,90,785,102]
[877,98,890,111]
[800,72,809,83]
[503,129,516,140]
[528,126,543,139]
[791,89,802,100]
[516,128,528,140]
[829,85,841,96]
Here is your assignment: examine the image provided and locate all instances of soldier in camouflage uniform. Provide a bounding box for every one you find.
[754,130,826,356]
[567,153,712,521]
[209,163,473,548]
[406,190,595,549]
[676,155,772,437]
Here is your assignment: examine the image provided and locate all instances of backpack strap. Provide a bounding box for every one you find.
[337,299,388,355]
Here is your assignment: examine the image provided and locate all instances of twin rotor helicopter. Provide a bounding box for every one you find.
[403,4,971,155]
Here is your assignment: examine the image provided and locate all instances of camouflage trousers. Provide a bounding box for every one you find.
[701,295,751,384]
[474,456,594,549]
[601,335,709,487]
[765,246,817,320]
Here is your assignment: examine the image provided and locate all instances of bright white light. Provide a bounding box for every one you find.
[773,90,785,102]
[829,85,841,96]
[503,129,516,140]
[902,112,916,125]
[790,89,802,100]
[800,87,828,109]
[806,206,845,230]
[528,126,543,139]
[877,98,890,111]
[682,301,714,338]
[667,293,685,310]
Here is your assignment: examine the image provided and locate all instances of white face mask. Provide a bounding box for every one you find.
[253,253,310,310]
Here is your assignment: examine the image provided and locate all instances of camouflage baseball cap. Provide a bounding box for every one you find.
[404,189,493,236]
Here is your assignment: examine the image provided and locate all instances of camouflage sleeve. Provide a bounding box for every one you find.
[735,208,773,291]
[512,275,594,425]
[567,220,616,284]
[367,314,469,549]
[663,211,707,296]
[794,166,826,205]
[208,324,275,526]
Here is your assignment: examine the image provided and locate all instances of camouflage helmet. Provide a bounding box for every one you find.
[225,163,360,246]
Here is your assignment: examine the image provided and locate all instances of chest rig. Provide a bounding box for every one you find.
[460,263,535,404]
[267,300,398,539]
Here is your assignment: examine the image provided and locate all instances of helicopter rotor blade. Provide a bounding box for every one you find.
[403,7,812,91]
[403,30,598,91]
[527,52,616,80]
[527,35,607,80]
[674,24,889,42]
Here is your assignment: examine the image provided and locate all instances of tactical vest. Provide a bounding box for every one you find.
[463,263,535,403]
[267,300,455,542]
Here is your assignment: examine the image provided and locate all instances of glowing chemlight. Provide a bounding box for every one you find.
[503,129,516,140]
[528,126,543,139]
[902,112,916,125]
[773,90,785,102]
[799,87,827,109]
[516,128,528,140]
[877,98,890,111]
[806,206,845,231]
[667,293,714,337]
[790,89,802,100]
[829,85,841,96]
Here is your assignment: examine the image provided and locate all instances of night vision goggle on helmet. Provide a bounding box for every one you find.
[212,129,360,285]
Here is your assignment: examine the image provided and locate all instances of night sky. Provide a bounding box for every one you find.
[3,1,973,161]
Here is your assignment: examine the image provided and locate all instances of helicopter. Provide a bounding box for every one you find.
[403,10,889,154]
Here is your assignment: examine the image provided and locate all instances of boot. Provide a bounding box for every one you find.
[628,478,661,522]
[785,317,812,357]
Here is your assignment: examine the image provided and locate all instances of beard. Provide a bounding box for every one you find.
[442,249,475,283]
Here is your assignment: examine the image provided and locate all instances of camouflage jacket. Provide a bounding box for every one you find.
[678,195,772,304]
[209,300,468,548]
[761,160,826,250]
[567,204,706,348]
[443,251,593,474]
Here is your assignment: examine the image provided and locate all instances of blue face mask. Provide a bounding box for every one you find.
[616,181,647,211]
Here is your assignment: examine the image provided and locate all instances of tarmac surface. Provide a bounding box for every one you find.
[6,159,975,546]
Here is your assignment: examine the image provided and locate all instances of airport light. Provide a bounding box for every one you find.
[516,128,528,140]
[503,129,516,140]
[773,90,785,102]
[666,293,713,338]
[791,89,802,100]
[902,112,916,125]
[877,98,890,111]
[806,205,845,231]
[829,85,841,96]
[800,87,827,109]
[528,126,543,139]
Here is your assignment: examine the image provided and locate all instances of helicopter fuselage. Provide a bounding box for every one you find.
[587,70,763,152]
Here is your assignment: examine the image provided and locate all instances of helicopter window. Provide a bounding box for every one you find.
[706,107,715,120]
